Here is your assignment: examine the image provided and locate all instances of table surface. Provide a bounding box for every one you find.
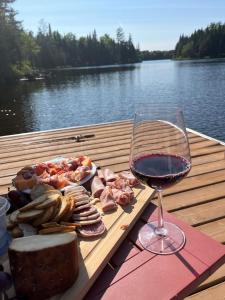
[0,120,225,299]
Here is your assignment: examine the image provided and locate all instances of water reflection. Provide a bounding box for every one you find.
[0,61,224,142]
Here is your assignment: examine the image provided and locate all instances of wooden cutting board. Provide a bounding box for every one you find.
[56,185,155,300]
[0,185,154,300]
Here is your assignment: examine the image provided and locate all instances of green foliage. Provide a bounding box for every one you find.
[175,22,225,59]
[140,50,174,60]
[0,0,39,83]
[0,1,140,84]
[34,23,140,68]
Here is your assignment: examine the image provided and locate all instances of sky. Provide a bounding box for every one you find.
[13,0,225,51]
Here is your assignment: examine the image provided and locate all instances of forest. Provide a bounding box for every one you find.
[0,0,140,84]
[140,50,174,60]
[1,0,225,85]
[174,22,225,59]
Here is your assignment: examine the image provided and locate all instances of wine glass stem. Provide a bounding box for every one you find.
[155,189,167,236]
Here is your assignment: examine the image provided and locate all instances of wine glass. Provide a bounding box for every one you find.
[130,109,191,255]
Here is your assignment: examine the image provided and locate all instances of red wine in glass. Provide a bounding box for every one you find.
[130,110,191,254]
[131,153,191,190]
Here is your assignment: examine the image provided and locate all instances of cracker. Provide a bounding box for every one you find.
[32,205,55,227]
[60,222,80,228]
[35,194,59,209]
[50,200,61,220]
[61,197,75,222]
[38,225,75,235]
[30,183,54,200]
[41,222,61,228]
[19,194,47,212]
[7,215,16,229]
[38,226,64,234]
[17,209,44,222]
[52,196,70,222]
[9,210,20,224]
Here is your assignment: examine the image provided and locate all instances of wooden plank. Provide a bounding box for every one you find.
[0,131,204,163]
[191,152,225,166]
[198,218,225,244]
[0,121,132,142]
[188,159,225,177]
[0,135,216,169]
[0,131,207,160]
[185,281,225,299]
[194,264,225,293]
[157,181,225,212]
[173,198,225,226]
[163,169,225,196]
[191,145,225,157]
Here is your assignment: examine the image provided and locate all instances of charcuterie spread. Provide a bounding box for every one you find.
[3,155,140,300]
[12,155,95,192]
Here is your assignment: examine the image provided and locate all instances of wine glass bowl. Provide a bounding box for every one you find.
[130,110,191,254]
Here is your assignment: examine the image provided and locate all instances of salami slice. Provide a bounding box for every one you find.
[78,220,106,237]
[64,185,88,195]
[73,212,100,221]
[72,216,102,225]
[73,203,91,212]
[73,206,97,218]
[74,199,90,207]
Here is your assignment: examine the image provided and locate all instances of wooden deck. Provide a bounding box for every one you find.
[0,120,225,299]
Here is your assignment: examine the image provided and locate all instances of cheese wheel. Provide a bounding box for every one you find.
[8,232,79,300]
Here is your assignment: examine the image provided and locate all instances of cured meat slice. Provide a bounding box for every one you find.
[64,185,88,196]
[74,194,90,202]
[100,186,117,212]
[72,216,102,225]
[91,176,105,198]
[107,178,127,190]
[97,169,105,184]
[73,203,91,212]
[118,171,140,187]
[78,220,106,237]
[73,206,97,218]
[73,212,100,221]
[74,200,90,207]
[103,169,117,182]
[112,186,134,206]
[71,166,90,182]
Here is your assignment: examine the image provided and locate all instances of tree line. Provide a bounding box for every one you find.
[140,50,174,60]
[174,22,225,59]
[0,0,140,84]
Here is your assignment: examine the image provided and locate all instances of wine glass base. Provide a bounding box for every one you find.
[138,221,185,255]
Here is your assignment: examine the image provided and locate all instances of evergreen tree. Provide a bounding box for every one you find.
[174,22,225,59]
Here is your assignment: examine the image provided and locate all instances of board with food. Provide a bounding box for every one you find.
[1,160,154,300]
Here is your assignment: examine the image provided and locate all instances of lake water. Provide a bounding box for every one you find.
[0,60,224,141]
